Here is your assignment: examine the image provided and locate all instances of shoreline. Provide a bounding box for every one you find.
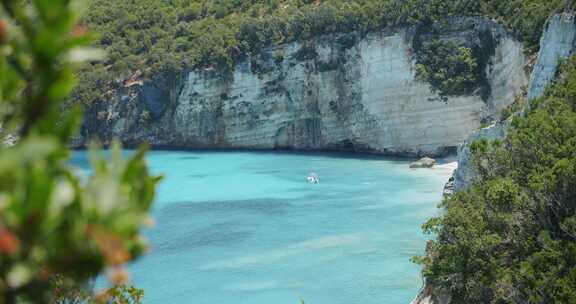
[72,147,460,163]
[433,157,458,179]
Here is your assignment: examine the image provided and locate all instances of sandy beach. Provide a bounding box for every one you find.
[434,156,458,179]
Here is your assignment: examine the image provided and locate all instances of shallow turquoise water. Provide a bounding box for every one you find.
[71,151,450,304]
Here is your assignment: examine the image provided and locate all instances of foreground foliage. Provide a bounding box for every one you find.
[51,277,143,304]
[0,0,159,302]
[416,56,576,303]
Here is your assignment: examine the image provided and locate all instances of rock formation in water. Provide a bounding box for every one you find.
[453,13,576,191]
[80,17,527,156]
[409,157,436,168]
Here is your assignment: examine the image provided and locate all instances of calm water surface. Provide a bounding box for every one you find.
[71,151,451,304]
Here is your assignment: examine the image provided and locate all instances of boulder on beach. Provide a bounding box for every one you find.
[409,157,436,169]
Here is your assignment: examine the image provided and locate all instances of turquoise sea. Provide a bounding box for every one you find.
[71,151,452,304]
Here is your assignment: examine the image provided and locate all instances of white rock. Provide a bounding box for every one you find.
[410,157,437,169]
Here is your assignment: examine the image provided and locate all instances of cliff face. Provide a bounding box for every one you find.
[81,17,527,156]
[453,13,576,191]
[528,13,576,101]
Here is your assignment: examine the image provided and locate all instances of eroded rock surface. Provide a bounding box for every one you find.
[528,13,576,101]
[453,13,576,191]
[81,17,527,156]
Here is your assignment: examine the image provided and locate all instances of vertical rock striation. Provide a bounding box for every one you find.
[453,13,576,191]
[81,18,527,156]
[528,13,576,101]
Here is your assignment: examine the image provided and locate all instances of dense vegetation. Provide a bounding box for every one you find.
[414,41,480,98]
[74,0,571,105]
[416,56,576,303]
[0,0,158,302]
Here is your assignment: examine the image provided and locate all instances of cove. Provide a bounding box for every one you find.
[71,151,453,304]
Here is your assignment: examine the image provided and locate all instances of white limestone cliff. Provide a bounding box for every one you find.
[453,13,576,191]
[82,18,528,156]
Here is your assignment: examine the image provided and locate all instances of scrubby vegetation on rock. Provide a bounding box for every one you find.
[415,55,576,304]
[73,0,571,106]
[415,40,480,97]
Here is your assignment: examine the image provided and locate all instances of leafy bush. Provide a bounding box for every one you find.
[0,0,160,302]
[500,91,527,121]
[139,110,151,125]
[415,40,480,97]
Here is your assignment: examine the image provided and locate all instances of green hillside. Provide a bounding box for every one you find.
[416,55,576,303]
[75,0,568,105]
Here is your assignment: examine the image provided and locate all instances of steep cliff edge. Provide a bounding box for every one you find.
[80,17,527,156]
[453,13,576,191]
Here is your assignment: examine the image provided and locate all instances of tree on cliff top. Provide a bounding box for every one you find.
[0,0,160,302]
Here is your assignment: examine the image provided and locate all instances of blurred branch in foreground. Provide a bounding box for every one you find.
[0,0,160,303]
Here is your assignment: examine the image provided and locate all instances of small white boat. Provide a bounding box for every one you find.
[307,172,320,184]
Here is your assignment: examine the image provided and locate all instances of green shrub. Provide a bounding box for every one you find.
[139,110,151,125]
[500,92,526,121]
[415,40,480,97]
[0,1,160,302]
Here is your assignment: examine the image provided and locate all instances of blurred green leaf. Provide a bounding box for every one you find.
[0,1,159,302]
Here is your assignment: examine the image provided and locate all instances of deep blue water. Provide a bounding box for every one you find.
[71,151,451,304]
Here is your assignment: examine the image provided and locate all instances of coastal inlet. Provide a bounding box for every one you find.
[72,151,455,304]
